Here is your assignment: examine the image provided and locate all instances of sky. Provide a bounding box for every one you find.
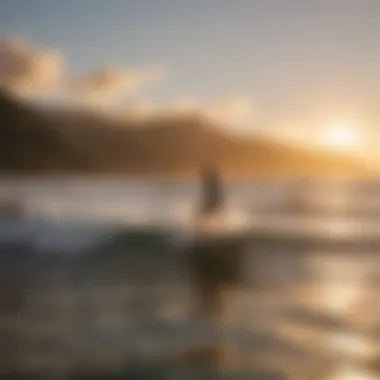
[1,0,380,150]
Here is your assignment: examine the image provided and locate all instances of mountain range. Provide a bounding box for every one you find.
[0,89,371,178]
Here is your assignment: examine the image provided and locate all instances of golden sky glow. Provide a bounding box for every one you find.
[320,121,362,151]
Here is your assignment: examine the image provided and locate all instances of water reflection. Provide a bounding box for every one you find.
[327,332,377,360]
[310,257,366,318]
[328,365,375,380]
[0,179,380,379]
[319,283,364,318]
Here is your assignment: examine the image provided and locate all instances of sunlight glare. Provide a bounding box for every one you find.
[322,121,361,151]
[328,365,375,380]
[327,332,375,359]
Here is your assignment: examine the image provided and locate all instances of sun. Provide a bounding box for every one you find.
[322,121,360,151]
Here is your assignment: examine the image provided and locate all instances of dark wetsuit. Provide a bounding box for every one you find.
[200,169,224,215]
[189,169,247,318]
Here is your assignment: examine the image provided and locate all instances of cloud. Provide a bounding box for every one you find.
[166,96,199,115]
[165,96,256,130]
[120,96,257,133]
[0,36,256,132]
[67,64,165,101]
[122,100,155,121]
[203,97,256,127]
[0,38,62,94]
[0,37,165,103]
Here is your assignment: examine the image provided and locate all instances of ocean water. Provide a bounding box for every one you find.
[1,178,380,379]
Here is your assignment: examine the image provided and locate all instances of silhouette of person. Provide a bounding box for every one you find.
[190,166,246,322]
[199,166,224,216]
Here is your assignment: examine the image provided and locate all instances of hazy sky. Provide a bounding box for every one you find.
[1,0,380,148]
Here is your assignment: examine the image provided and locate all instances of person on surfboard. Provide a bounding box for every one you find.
[199,166,224,216]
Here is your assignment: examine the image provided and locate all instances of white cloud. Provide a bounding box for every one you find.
[67,64,165,101]
[0,36,257,133]
[0,38,62,94]
[0,37,165,103]
[120,95,257,133]
[203,97,256,128]
[166,96,256,131]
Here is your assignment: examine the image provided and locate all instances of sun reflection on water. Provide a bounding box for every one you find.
[327,332,376,359]
[316,284,363,317]
[327,365,375,380]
